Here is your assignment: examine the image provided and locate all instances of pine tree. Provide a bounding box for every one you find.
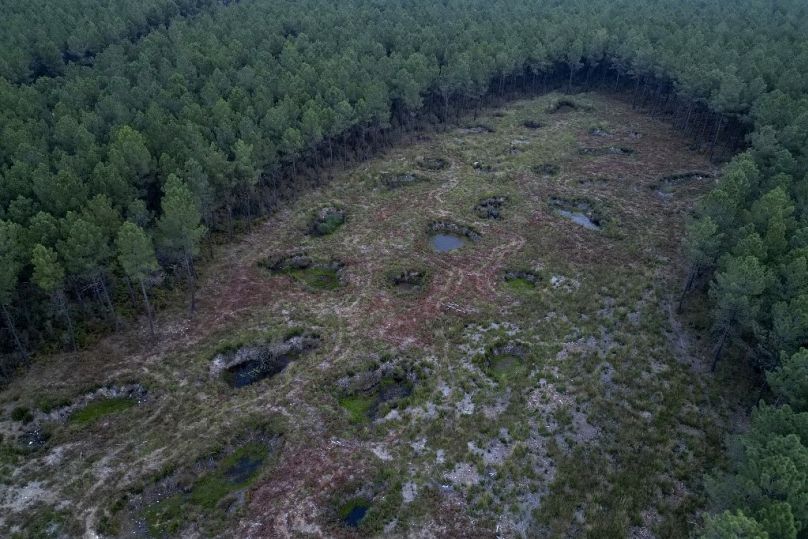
[116,222,159,339]
[157,174,205,313]
[767,349,808,412]
[58,214,117,325]
[679,216,722,311]
[708,255,770,370]
[31,244,76,350]
[0,220,27,359]
[700,510,768,539]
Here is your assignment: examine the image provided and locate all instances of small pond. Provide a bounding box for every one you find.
[557,209,600,231]
[344,505,368,526]
[430,233,465,252]
[226,354,292,388]
[340,499,371,527]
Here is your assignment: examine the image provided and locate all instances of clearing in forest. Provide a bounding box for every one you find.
[0,93,733,537]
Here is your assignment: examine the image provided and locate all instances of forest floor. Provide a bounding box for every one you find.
[0,93,747,538]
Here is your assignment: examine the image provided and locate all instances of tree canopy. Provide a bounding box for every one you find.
[2,1,808,532]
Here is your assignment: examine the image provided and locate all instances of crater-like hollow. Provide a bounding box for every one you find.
[337,362,417,423]
[427,221,481,252]
[578,146,635,156]
[475,196,507,219]
[260,251,344,290]
[387,268,428,292]
[211,332,320,388]
[549,197,604,231]
[417,156,450,171]
[309,206,346,236]
[380,172,430,189]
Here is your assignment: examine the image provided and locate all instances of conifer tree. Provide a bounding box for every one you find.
[116,222,159,339]
[157,175,205,313]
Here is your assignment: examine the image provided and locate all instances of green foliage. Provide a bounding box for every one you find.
[339,394,376,423]
[31,244,64,294]
[709,255,770,355]
[144,442,269,535]
[288,266,341,290]
[767,350,808,412]
[1,1,808,530]
[701,510,769,539]
[705,375,808,537]
[0,0,807,364]
[157,174,205,262]
[312,213,345,236]
[58,215,111,278]
[108,127,152,189]
[69,397,136,425]
[35,395,72,413]
[504,277,536,292]
[684,217,722,272]
[0,220,24,304]
[115,222,157,282]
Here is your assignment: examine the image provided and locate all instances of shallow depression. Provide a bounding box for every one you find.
[557,209,600,231]
[342,501,370,527]
[430,233,466,252]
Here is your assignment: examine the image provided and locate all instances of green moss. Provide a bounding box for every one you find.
[339,373,414,424]
[35,396,71,413]
[144,442,269,535]
[10,506,76,539]
[339,394,375,423]
[488,354,525,380]
[144,494,186,536]
[504,277,536,292]
[314,213,345,235]
[69,397,135,425]
[289,266,341,290]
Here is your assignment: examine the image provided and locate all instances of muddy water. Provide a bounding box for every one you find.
[430,233,465,252]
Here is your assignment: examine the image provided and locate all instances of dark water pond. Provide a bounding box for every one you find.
[343,504,369,527]
[430,233,465,252]
[226,354,291,388]
[225,454,265,484]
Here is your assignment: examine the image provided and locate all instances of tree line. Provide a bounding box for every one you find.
[1,0,808,534]
[0,0,233,82]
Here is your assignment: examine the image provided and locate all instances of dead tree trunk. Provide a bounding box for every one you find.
[184,255,197,314]
[140,280,156,341]
[711,328,728,372]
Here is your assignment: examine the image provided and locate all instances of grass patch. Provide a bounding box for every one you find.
[505,278,536,292]
[69,397,135,425]
[144,442,270,535]
[310,207,346,236]
[339,394,376,424]
[35,395,71,413]
[531,163,560,176]
[504,270,541,292]
[477,342,530,384]
[339,374,414,423]
[289,266,341,290]
[260,252,343,290]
